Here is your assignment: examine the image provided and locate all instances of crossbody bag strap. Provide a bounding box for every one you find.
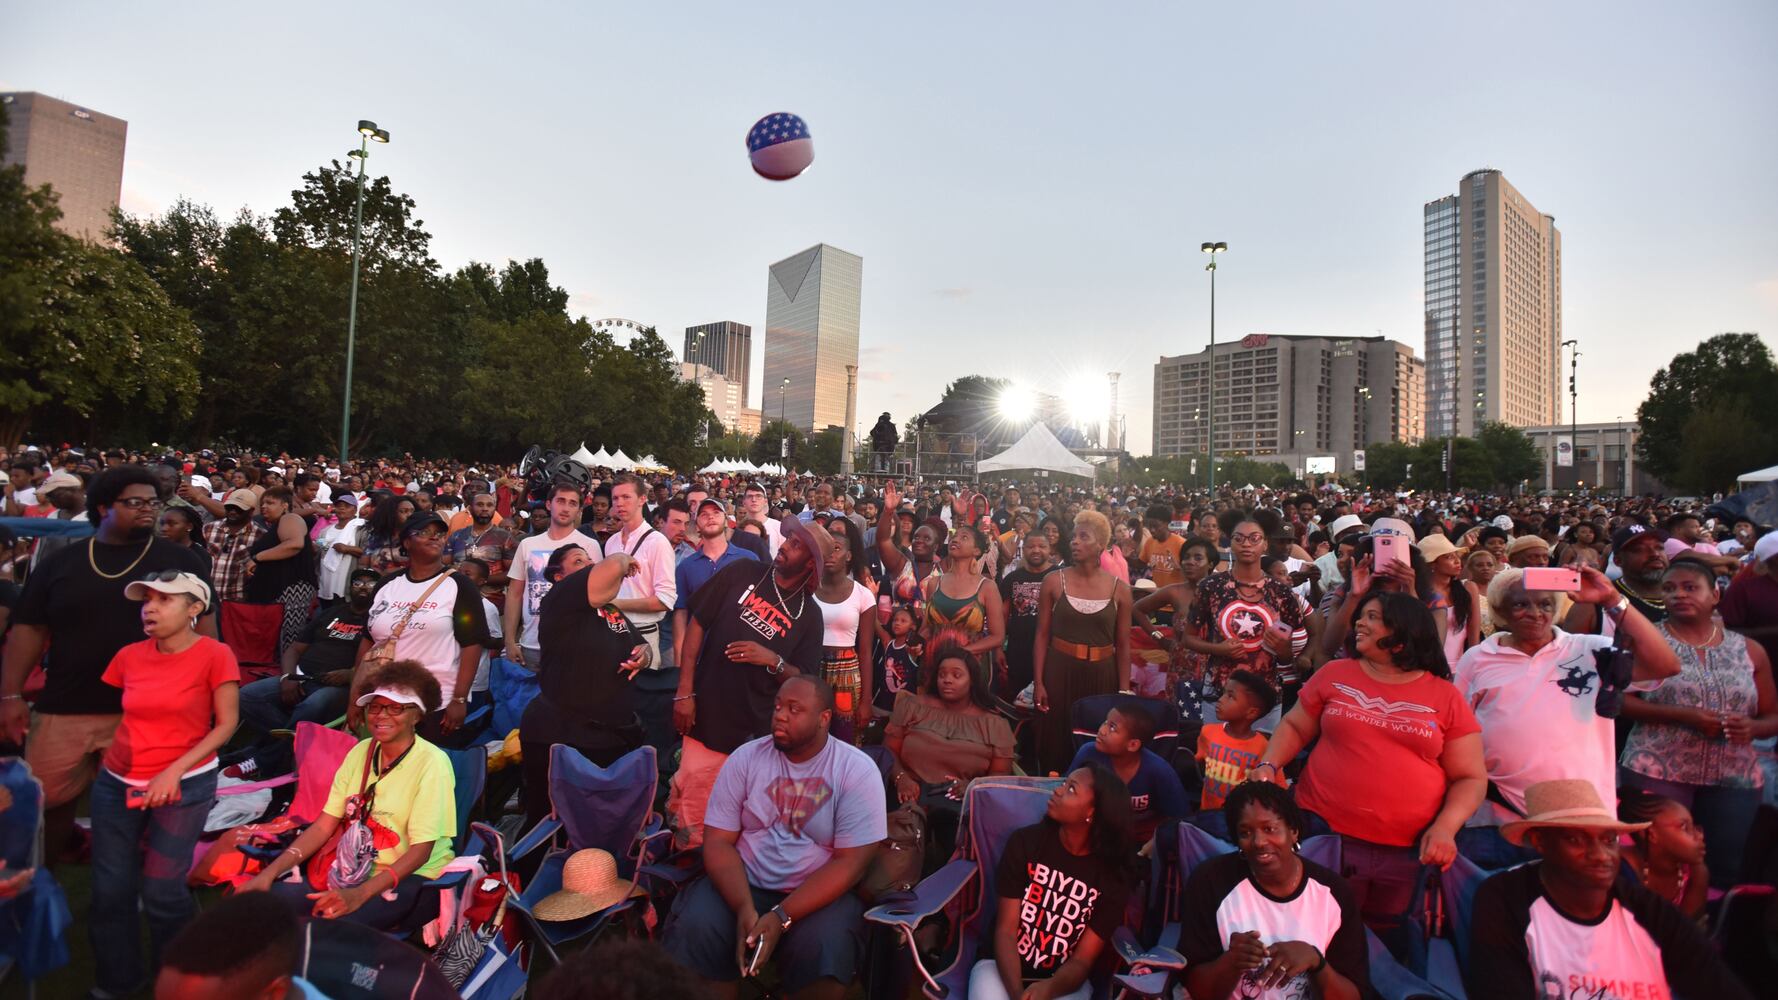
[387,573,451,645]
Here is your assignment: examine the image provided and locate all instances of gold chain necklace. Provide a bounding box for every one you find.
[87,535,153,581]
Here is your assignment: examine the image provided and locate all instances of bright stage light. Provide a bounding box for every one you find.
[997,384,1037,421]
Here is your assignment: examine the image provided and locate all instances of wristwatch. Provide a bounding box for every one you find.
[451,695,468,706]
[768,655,786,676]
[1606,593,1630,618]
[769,903,793,930]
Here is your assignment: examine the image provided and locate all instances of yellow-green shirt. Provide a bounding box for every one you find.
[324,736,457,879]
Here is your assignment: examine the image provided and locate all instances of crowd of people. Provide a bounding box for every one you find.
[1,439,1775,999]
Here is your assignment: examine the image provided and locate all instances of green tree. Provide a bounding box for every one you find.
[805,427,847,475]
[1636,333,1778,492]
[1676,399,1778,495]
[1475,422,1541,490]
[751,420,804,466]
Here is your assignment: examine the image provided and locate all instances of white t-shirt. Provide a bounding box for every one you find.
[762,516,783,557]
[474,596,501,693]
[604,522,677,631]
[511,529,600,648]
[365,571,490,696]
[316,517,364,599]
[1523,895,1667,999]
[814,578,876,647]
[1453,629,1652,815]
[703,735,888,891]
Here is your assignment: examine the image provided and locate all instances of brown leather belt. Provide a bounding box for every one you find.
[1050,638,1116,663]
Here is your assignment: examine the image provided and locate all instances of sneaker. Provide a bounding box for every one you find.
[224,757,260,780]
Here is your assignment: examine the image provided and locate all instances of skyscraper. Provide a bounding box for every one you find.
[1152,334,1424,475]
[1423,169,1562,438]
[762,244,863,433]
[683,321,752,408]
[1,92,128,241]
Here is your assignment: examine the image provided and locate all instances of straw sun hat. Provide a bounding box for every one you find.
[531,848,646,922]
[1501,780,1650,846]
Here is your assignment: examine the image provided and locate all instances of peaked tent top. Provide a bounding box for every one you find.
[976,423,1094,477]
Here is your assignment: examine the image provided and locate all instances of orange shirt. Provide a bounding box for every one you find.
[102,636,241,781]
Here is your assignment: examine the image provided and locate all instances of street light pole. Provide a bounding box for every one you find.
[1563,339,1579,491]
[340,119,389,466]
[1200,241,1226,495]
[779,377,790,460]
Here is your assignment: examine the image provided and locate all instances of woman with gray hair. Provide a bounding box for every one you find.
[1450,564,1679,869]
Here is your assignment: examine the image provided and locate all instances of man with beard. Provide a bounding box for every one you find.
[202,488,268,607]
[0,465,214,862]
[1467,779,1748,1000]
[999,528,1056,701]
[233,569,379,775]
[662,674,885,999]
[1564,524,1669,637]
[26,471,85,572]
[445,491,517,608]
[668,518,830,848]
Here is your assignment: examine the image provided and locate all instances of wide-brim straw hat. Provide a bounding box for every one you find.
[1417,534,1460,562]
[1500,779,1650,846]
[531,848,645,922]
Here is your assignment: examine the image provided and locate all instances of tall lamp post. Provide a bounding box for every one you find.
[778,377,791,460]
[1563,339,1579,490]
[339,119,390,466]
[1200,241,1226,494]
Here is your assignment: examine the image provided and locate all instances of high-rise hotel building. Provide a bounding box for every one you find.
[1424,169,1562,438]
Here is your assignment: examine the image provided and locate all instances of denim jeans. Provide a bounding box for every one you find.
[89,768,218,993]
[238,675,350,774]
[1301,810,1425,936]
[1454,824,1539,871]
[1620,772,1761,887]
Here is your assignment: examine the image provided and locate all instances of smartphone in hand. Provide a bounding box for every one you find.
[1522,567,1581,592]
[1373,533,1407,574]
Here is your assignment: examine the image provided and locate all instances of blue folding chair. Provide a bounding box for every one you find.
[0,757,71,992]
[1069,694,1182,761]
[506,745,666,965]
[865,775,1060,998]
[1117,823,1456,1000]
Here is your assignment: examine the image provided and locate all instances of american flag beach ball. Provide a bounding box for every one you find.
[747,113,814,181]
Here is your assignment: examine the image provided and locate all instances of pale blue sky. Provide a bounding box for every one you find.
[7,1,1775,454]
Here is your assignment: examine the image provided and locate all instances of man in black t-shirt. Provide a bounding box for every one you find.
[0,465,214,861]
[999,530,1055,700]
[667,518,828,847]
[235,568,377,774]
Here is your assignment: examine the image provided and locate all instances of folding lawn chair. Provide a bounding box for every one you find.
[864,775,1060,998]
[0,757,72,993]
[506,745,668,965]
[1069,693,1182,762]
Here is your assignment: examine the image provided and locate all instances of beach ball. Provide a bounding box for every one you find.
[747,112,814,181]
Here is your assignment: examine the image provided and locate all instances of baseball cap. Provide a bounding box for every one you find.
[1753,531,1778,564]
[222,489,258,511]
[40,471,82,494]
[333,492,359,506]
[1611,523,1668,554]
[695,497,725,515]
[124,571,212,613]
[399,510,448,539]
[1491,515,1515,531]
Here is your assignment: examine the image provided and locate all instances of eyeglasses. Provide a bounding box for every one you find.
[364,701,415,717]
[113,496,163,511]
[409,527,447,540]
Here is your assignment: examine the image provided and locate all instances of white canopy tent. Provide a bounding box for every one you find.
[976,423,1094,479]
[589,446,614,467]
[1738,464,1778,486]
[606,450,636,471]
[571,443,598,466]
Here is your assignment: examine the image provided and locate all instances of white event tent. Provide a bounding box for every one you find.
[976,423,1094,479]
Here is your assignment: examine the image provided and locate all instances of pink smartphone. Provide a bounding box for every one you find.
[1373,534,1407,573]
[1522,567,1582,592]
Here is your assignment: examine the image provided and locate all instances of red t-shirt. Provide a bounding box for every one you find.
[1294,658,1480,847]
[101,636,241,782]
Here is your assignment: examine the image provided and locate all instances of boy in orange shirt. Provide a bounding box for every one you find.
[1195,670,1277,811]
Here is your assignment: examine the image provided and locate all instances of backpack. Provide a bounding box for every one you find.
[859,801,926,903]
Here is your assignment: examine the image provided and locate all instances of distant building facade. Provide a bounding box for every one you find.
[1,92,127,241]
[1523,422,1664,495]
[1152,333,1425,476]
[1424,169,1562,438]
[683,321,752,408]
[761,244,863,433]
[679,362,746,433]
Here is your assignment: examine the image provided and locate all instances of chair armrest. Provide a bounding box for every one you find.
[216,773,297,797]
[864,858,978,930]
[509,817,563,862]
[424,868,470,891]
[1112,925,1186,971]
[463,704,491,729]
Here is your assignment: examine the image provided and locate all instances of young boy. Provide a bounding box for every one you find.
[1069,698,1190,840]
[1195,670,1277,811]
